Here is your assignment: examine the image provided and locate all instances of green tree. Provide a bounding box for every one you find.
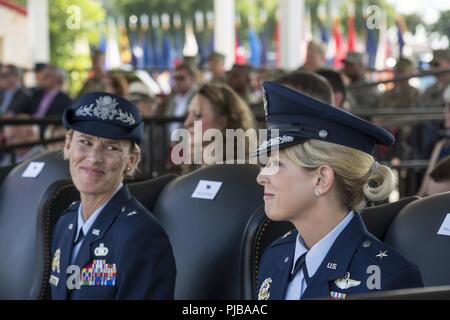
[49,0,106,97]
[430,10,450,38]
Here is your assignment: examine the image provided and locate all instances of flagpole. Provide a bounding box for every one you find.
[214,0,235,69]
[279,0,304,70]
[27,0,50,65]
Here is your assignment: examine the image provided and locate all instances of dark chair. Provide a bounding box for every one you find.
[0,151,70,299]
[154,164,263,299]
[384,192,450,287]
[0,164,16,188]
[240,197,420,299]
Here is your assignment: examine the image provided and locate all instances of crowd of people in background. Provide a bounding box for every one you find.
[1,42,450,197]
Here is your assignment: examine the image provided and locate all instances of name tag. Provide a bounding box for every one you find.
[49,275,59,286]
[437,213,450,236]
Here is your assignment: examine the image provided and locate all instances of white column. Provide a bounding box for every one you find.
[214,0,235,69]
[279,0,304,70]
[27,0,50,63]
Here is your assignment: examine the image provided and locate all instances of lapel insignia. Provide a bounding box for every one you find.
[68,224,73,230]
[334,272,361,290]
[51,249,61,273]
[327,262,337,270]
[376,250,388,260]
[49,275,59,287]
[127,210,137,216]
[282,230,292,239]
[284,257,289,263]
[94,243,109,257]
[330,291,347,300]
[258,278,272,300]
[92,229,100,236]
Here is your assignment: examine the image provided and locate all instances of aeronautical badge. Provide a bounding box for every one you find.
[330,291,347,300]
[51,249,61,273]
[258,278,272,300]
[334,272,361,290]
[94,243,108,257]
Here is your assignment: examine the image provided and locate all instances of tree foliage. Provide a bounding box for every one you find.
[48,0,105,96]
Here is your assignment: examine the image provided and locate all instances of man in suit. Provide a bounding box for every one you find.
[29,65,72,118]
[0,64,31,115]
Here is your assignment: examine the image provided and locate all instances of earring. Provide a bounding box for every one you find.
[314,189,320,197]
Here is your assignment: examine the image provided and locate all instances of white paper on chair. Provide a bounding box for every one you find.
[437,214,450,236]
[21,162,45,178]
[191,180,222,200]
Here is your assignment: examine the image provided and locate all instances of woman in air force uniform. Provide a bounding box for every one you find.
[256,81,423,300]
[49,92,176,299]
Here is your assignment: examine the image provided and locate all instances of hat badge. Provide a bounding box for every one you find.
[258,278,272,300]
[94,243,109,257]
[76,96,136,125]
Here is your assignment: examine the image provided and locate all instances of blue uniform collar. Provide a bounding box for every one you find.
[74,183,123,243]
[301,213,369,299]
[294,211,355,278]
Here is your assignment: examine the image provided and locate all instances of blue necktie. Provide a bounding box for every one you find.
[289,252,310,284]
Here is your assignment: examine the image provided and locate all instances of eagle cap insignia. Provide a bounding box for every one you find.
[258,278,272,300]
[76,95,136,125]
[334,272,361,290]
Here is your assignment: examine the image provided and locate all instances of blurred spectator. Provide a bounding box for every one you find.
[378,58,420,109]
[28,65,72,118]
[226,64,252,105]
[164,63,198,134]
[77,49,108,98]
[128,81,161,118]
[103,73,128,97]
[424,156,450,196]
[316,68,347,108]
[342,52,379,110]
[0,64,31,115]
[417,104,450,196]
[207,52,226,83]
[299,41,326,72]
[0,114,44,166]
[411,50,450,160]
[43,125,66,152]
[181,82,256,172]
[30,62,49,93]
[276,70,333,104]
[416,49,450,109]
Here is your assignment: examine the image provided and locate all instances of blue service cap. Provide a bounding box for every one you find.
[255,81,394,156]
[63,92,144,144]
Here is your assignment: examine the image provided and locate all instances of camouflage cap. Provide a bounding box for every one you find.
[432,49,450,63]
[342,52,364,65]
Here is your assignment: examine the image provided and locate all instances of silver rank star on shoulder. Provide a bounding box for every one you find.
[376,250,388,260]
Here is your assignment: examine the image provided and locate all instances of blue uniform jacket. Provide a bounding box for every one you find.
[257,214,423,300]
[49,185,176,300]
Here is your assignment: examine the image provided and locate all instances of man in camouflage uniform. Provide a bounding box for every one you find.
[377,58,420,160]
[411,49,450,160]
[342,52,379,111]
[416,49,450,109]
[378,57,420,109]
